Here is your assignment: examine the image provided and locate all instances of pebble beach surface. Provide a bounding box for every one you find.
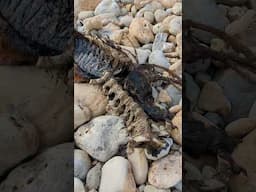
[74,0,182,192]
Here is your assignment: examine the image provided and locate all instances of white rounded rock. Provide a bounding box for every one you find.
[75,116,128,162]
[154,9,167,23]
[74,149,91,180]
[169,16,182,35]
[99,156,136,192]
[128,148,148,184]
[171,2,182,15]
[74,177,86,192]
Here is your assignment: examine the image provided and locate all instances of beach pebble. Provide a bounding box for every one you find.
[148,154,182,188]
[152,23,165,34]
[169,16,182,35]
[225,118,256,138]
[158,0,176,8]
[0,113,39,176]
[171,2,182,15]
[74,149,91,180]
[170,111,182,145]
[75,116,128,162]
[166,84,182,106]
[228,6,246,21]
[75,83,108,118]
[82,16,103,32]
[144,185,170,192]
[215,69,256,121]
[99,156,136,192]
[129,18,154,44]
[119,15,133,27]
[154,9,167,23]
[158,89,172,104]
[204,112,224,127]
[74,103,92,129]
[86,163,102,190]
[78,11,94,20]
[0,143,73,192]
[149,50,170,68]
[94,0,121,16]
[198,81,231,117]
[184,73,200,108]
[74,177,86,192]
[127,148,148,184]
[225,10,255,35]
[144,11,155,24]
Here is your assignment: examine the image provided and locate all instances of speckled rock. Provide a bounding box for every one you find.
[74,103,92,129]
[0,113,39,176]
[0,143,73,192]
[75,83,108,118]
[99,156,136,192]
[75,116,128,162]
[148,154,182,188]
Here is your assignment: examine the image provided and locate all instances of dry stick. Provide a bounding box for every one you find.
[183,19,256,61]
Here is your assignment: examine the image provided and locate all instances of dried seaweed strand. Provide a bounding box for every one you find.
[183,19,256,61]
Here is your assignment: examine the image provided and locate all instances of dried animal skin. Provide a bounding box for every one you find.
[74,32,134,79]
[102,78,152,143]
